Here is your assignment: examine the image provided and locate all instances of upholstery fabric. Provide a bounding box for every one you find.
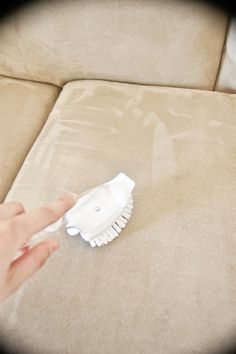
[1,80,236,354]
[215,19,236,92]
[0,76,60,202]
[0,0,227,90]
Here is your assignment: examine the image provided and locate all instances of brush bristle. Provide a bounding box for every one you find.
[88,195,134,247]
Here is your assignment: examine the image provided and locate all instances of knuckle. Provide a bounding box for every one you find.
[1,220,14,235]
[0,220,19,245]
[7,219,19,236]
[34,253,48,269]
[4,218,28,239]
[12,202,25,214]
[36,256,46,269]
[40,206,59,221]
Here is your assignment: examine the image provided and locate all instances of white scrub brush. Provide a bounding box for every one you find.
[64,173,135,247]
[21,173,135,253]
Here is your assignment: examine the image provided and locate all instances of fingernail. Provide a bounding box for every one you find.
[68,192,78,200]
[49,241,60,254]
[61,192,77,202]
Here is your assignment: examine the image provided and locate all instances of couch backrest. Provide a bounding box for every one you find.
[0,0,228,90]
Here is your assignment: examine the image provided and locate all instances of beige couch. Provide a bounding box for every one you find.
[0,1,236,353]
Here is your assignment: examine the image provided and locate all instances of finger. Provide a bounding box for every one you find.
[11,245,30,262]
[0,202,25,221]
[1,193,77,251]
[6,240,59,298]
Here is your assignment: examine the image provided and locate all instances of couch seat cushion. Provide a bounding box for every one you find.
[1,80,236,354]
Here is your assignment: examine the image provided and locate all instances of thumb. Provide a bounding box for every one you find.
[6,240,59,298]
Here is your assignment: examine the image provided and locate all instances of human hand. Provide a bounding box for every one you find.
[0,193,77,302]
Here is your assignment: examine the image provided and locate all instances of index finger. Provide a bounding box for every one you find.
[3,193,77,250]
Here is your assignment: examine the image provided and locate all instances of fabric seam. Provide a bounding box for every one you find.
[0,73,61,89]
[213,15,231,91]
